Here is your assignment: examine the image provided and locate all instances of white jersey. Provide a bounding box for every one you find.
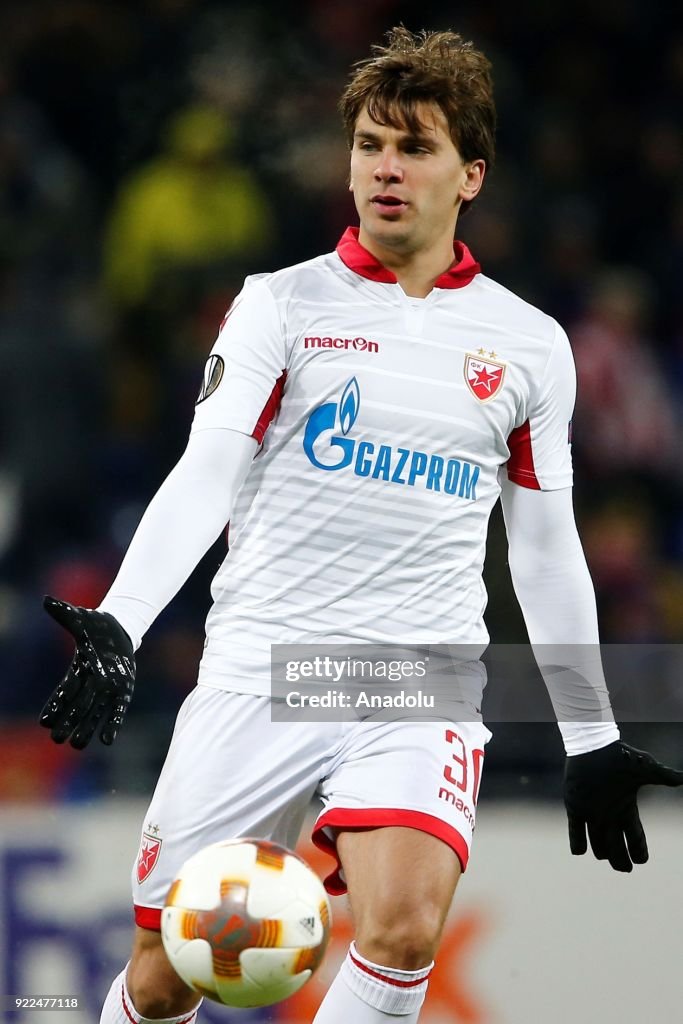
[191,228,575,693]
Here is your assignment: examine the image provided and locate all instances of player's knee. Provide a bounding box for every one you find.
[127,966,194,1019]
[127,931,198,1018]
[356,902,444,969]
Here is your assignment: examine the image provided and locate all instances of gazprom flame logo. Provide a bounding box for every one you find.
[339,378,360,435]
[302,377,481,499]
[303,378,359,470]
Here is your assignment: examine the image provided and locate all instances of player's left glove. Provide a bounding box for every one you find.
[40,596,136,750]
[564,740,683,872]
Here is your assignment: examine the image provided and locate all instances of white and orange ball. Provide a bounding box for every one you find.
[161,838,331,1008]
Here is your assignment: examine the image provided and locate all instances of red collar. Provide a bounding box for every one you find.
[336,226,480,290]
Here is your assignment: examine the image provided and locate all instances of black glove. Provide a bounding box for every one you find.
[40,596,136,750]
[564,740,683,872]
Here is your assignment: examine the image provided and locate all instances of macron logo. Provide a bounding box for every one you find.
[305,335,379,353]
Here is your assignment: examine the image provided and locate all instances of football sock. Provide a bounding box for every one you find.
[312,942,433,1022]
[99,965,201,1024]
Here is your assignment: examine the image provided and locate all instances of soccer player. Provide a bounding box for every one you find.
[40,27,683,1024]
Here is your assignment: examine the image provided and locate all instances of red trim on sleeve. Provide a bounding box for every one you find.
[252,369,287,444]
[506,419,541,489]
[349,948,432,987]
[336,227,480,289]
[311,808,469,895]
[134,904,162,931]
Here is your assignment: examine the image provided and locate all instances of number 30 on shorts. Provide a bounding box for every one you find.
[442,728,484,804]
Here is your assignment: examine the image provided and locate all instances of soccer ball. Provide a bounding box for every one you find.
[161,838,332,1007]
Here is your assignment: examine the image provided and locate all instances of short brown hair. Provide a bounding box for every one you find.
[340,27,496,211]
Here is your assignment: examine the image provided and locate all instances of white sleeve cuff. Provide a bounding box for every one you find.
[559,721,621,756]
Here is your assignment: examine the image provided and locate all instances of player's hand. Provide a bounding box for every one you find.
[40,596,136,749]
[564,740,683,872]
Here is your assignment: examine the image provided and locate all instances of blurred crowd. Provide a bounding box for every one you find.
[0,0,681,798]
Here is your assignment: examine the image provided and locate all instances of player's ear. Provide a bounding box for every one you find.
[459,159,485,203]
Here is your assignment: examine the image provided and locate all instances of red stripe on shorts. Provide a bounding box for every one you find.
[311,808,469,895]
[134,904,162,931]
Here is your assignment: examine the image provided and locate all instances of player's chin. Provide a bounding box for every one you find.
[364,214,413,247]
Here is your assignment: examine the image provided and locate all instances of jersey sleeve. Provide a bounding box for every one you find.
[506,321,575,490]
[191,276,287,443]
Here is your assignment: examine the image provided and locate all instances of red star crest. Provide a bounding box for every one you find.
[136,832,162,883]
[464,352,506,402]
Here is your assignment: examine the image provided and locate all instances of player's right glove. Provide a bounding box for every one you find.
[40,596,136,750]
[564,740,683,872]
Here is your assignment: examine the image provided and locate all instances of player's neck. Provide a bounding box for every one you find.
[358,226,459,299]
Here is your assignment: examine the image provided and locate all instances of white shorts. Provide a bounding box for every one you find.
[132,685,491,930]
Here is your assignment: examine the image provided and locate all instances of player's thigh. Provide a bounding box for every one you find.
[133,686,334,916]
[337,824,461,946]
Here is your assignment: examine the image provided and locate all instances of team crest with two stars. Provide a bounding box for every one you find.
[464,349,506,402]
[136,823,162,883]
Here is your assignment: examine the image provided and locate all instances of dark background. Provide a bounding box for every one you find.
[0,0,680,802]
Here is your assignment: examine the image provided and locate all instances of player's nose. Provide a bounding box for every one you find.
[374,148,404,182]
